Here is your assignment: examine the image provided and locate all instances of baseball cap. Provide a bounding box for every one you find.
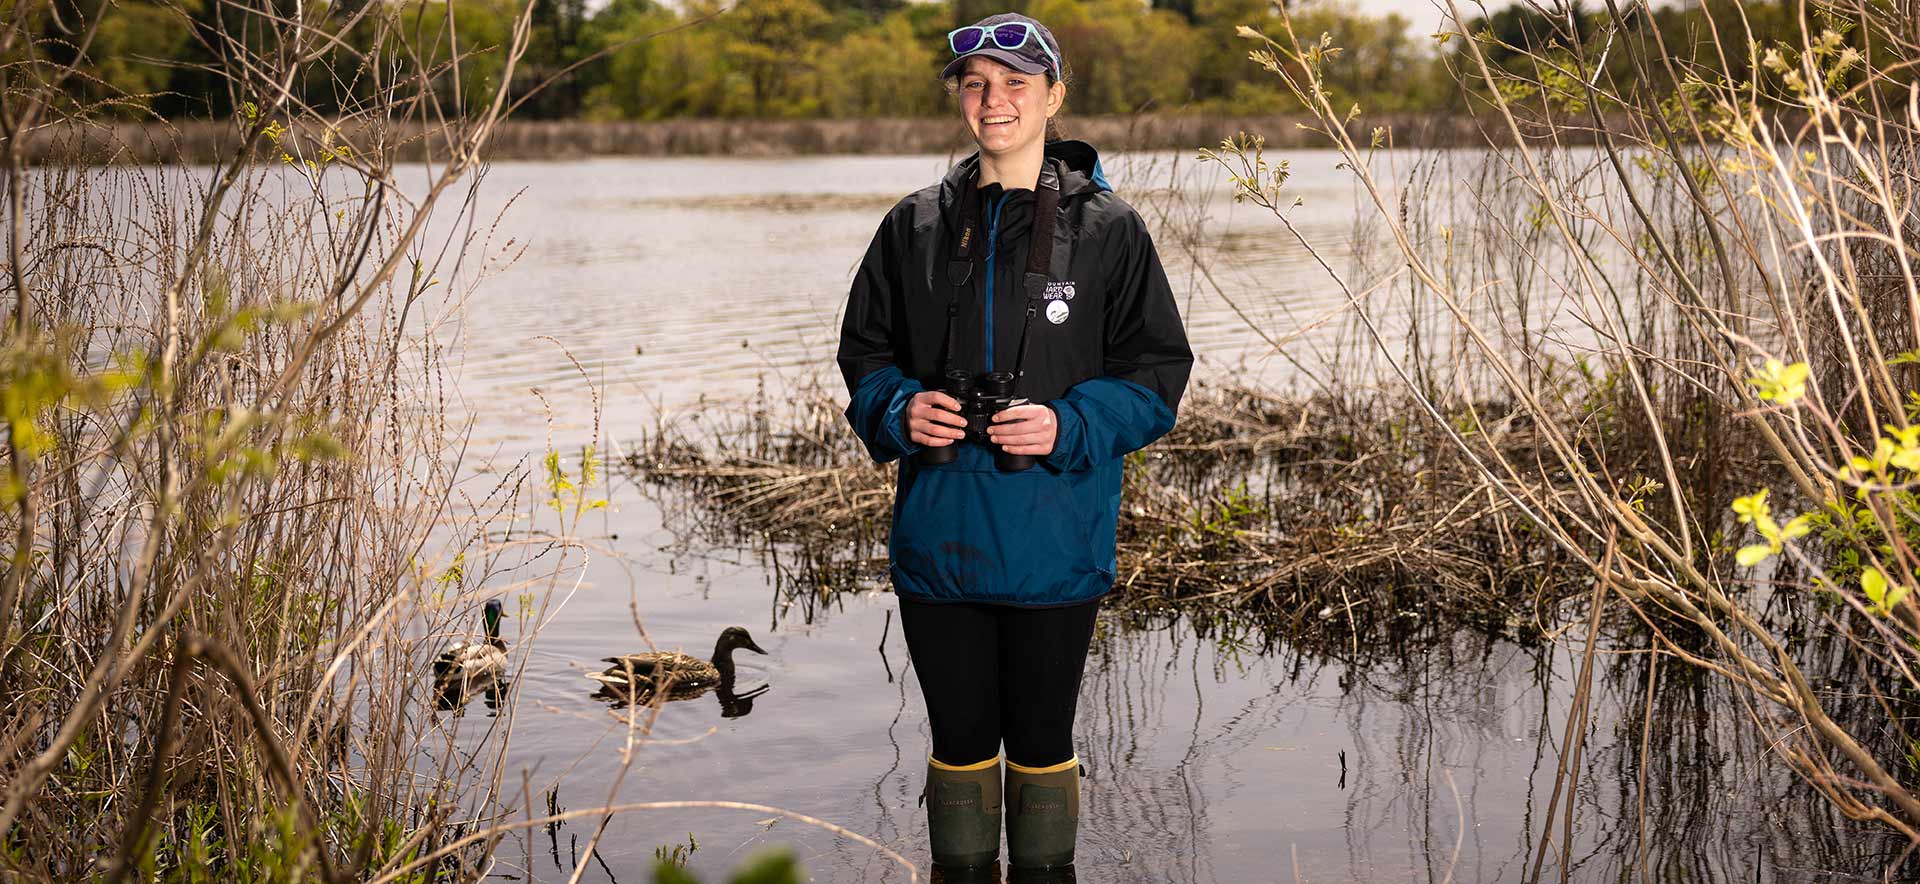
[940,13,1063,81]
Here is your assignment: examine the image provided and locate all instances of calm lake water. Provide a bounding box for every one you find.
[421,153,1903,883]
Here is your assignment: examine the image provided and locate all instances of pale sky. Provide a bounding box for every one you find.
[1344,0,1689,38]
[1345,0,1477,39]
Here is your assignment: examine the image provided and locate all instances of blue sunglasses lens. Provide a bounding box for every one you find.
[991,24,1030,49]
[952,28,986,54]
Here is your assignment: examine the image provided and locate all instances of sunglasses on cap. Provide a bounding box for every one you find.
[947,21,1061,79]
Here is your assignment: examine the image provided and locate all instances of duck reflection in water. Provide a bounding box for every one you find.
[435,679,510,714]
[585,626,770,718]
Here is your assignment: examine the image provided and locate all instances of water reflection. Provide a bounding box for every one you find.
[589,679,771,720]
[428,155,1920,882]
[929,864,1003,884]
[463,521,1919,882]
[435,679,512,714]
[921,866,1082,883]
[1006,868,1075,884]
[1071,615,1918,883]
[615,479,1918,880]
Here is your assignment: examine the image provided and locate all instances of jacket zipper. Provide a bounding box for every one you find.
[983,192,1010,372]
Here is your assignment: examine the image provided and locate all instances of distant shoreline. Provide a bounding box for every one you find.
[23,113,1547,164]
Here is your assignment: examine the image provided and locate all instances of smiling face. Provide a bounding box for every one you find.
[956,56,1065,159]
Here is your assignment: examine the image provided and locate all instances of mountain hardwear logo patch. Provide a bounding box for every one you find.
[1043,281,1076,300]
[1045,300,1070,325]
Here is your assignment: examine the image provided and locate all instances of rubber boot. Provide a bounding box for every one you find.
[1005,757,1079,869]
[926,756,1002,868]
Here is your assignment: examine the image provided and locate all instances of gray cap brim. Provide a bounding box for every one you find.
[940,47,1050,80]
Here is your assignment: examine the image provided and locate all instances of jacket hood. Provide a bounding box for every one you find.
[938,139,1114,213]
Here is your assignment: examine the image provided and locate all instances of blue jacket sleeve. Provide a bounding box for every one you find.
[847,366,923,463]
[838,200,923,463]
[1045,204,1193,472]
[1044,377,1176,472]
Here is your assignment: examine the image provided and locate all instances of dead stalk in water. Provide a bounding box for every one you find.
[1243,0,1920,856]
[0,0,576,876]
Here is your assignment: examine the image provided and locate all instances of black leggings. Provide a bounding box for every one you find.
[898,597,1100,768]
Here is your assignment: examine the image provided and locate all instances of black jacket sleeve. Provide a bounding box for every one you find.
[837,201,924,463]
[1045,204,1194,472]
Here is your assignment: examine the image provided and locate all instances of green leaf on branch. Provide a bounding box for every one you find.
[1748,358,1809,405]
[1733,489,1771,526]
[1888,425,1920,471]
[1863,566,1910,616]
[1731,490,1812,566]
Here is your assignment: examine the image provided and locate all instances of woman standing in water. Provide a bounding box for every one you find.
[837,11,1192,876]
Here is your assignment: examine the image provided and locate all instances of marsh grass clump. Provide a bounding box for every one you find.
[1117,385,1580,642]
[626,377,1648,649]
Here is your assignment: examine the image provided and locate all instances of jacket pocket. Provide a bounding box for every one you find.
[890,445,1118,605]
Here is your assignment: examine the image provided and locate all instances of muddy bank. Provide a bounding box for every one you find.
[28,112,1544,164]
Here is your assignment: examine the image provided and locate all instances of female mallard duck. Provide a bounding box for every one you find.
[433,599,508,705]
[586,626,766,696]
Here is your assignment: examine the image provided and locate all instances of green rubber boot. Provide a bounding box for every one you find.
[926,756,1003,868]
[1005,758,1079,869]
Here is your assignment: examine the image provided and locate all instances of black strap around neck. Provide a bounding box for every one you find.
[938,172,983,376]
[1023,161,1061,300]
[947,172,983,287]
[937,160,1063,384]
[1010,161,1062,391]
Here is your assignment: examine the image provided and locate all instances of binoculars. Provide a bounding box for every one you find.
[914,369,1038,472]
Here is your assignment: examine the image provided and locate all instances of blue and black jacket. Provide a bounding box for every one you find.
[837,140,1193,608]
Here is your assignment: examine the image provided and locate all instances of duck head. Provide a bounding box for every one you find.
[482,598,504,644]
[713,626,767,661]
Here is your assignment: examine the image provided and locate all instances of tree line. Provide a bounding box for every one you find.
[47,0,1828,123]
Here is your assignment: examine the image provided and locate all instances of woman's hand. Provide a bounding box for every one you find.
[908,391,968,447]
[988,404,1057,456]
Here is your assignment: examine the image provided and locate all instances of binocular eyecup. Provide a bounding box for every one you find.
[912,370,1038,472]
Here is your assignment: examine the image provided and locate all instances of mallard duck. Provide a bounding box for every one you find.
[586,626,766,696]
[433,599,508,706]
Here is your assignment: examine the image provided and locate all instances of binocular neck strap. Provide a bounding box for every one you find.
[938,161,1060,385]
[1024,162,1062,292]
[940,171,983,376]
[1010,161,1063,390]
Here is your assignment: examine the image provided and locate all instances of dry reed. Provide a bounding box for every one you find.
[0,0,566,879]
[625,377,1629,652]
[1241,0,1920,863]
